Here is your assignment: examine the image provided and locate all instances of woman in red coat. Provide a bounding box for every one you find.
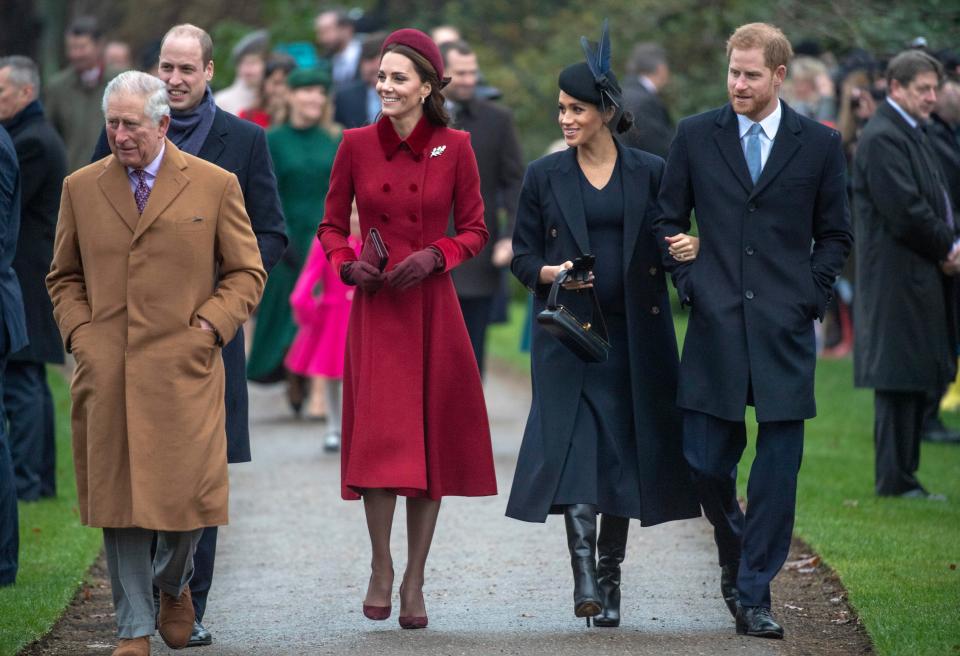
[316,29,497,629]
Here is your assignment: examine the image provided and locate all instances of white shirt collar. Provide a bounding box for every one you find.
[737,99,782,140]
[886,97,918,129]
[639,76,658,94]
[127,141,165,178]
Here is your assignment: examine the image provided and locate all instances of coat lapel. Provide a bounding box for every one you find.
[549,148,590,254]
[196,109,227,163]
[713,104,754,195]
[97,157,140,234]
[618,143,645,270]
[132,139,190,241]
[748,102,802,200]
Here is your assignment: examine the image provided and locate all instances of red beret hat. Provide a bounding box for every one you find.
[381,28,446,84]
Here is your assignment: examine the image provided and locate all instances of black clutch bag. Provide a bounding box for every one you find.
[536,268,611,363]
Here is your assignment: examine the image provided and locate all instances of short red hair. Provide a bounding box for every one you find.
[726,23,793,71]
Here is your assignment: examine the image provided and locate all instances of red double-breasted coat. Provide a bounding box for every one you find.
[317,115,497,500]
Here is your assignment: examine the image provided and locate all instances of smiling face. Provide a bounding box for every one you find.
[288,85,328,127]
[158,35,214,112]
[890,70,939,122]
[105,92,169,169]
[727,47,785,122]
[376,51,430,122]
[557,90,611,148]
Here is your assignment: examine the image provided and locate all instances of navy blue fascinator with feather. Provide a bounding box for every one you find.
[558,19,633,133]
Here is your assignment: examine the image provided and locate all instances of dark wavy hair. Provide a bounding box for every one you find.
[381,43,450,126]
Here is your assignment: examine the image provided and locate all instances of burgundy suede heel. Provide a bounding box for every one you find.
[398,583,428,629]
[362,604,391,621]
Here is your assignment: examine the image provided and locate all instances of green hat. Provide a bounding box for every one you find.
[287,64,332,90]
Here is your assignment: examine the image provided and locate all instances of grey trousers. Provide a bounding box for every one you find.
[103,527,204,638]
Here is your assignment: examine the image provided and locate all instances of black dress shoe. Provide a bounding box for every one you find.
[720,563,739,618]
[735,605,783,639]
[921,427,960,443]
[186,620,213,648]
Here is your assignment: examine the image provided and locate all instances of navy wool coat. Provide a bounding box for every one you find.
[4,101,67,363]
[507,143,700,525]
[93,108,287,462]
[0,126,28,358]
[654,102,852,423]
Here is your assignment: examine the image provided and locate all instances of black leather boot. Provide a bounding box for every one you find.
[563,504,602,625]
[593,514,629,627]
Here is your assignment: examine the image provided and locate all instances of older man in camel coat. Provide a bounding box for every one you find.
[46,71,265,656]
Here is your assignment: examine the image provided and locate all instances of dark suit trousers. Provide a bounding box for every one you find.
[874,390,925,495]
[683,410,804,608]
[4,361,56,500]
[190,526,217,620]
[458,296,493,377]
[0,332,18,585]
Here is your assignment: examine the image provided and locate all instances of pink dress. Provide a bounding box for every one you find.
[285,237,360,378]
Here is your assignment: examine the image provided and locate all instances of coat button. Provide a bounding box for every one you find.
[409,212,418,222]
[748,202,757,212]
[745,245,755,255]
[648,266,657,276]
[409,183,418,192]
[745,290,755,299]
[380,212,390,223]
[651,305,661,315]
[382,183,391,192]
[550,227,558,238]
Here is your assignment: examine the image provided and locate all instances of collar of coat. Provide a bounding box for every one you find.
[376,114,436,160]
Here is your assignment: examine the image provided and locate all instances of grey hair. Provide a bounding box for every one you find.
[101,71,170,124]
[0,56,40,100]
[627,43,667,77]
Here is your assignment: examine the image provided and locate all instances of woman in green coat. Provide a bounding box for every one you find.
[246,67,341,415]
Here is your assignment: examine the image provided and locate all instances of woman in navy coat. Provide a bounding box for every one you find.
[507,37,700,627]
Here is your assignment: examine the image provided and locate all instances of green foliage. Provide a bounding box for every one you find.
[0,369,102,656]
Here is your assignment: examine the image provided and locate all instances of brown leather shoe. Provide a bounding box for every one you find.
[112,636,150,656]
[158,585,194,649]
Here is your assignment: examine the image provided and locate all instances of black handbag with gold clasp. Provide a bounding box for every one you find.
[536,268,611,363]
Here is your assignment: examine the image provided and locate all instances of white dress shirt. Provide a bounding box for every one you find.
[737,99,782,170]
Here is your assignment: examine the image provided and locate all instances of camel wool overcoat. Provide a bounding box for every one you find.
[46,139,266,530]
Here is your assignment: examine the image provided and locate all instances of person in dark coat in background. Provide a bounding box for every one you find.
[441,40,524,375]
[853,51,957,496]
[317,29,496,630]
[619,43,674,159]
[0,56,67,502]
[334,33,386,129]
[919,78,960,444]
[508,28,700,629]
[0,124,29,587]
[654,23,852,639]
[91,23,287,647]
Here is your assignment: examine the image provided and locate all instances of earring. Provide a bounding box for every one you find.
[420,96,426,105]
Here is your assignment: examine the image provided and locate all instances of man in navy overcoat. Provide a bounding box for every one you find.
[0,124,29,586]
[654,23,852,638]
[92,23,286,645]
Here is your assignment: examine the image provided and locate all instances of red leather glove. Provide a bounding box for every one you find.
[386,248,442,291]
[341,260,385,293]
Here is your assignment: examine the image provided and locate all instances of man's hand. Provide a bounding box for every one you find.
[941,242,960,276]
[198,318,215,332]
[491,238,513,267]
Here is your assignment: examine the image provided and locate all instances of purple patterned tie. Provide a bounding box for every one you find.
[133,169,150,214]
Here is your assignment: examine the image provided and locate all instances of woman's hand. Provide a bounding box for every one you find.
[538,261,593,289]
[665,233,700,262]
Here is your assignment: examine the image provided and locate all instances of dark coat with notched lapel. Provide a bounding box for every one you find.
[853,101,957,392]
[3,101,66,363]
[93,107,287,462]
[507,143,700,524]
[654,101,852,423]
[0,126,28,358]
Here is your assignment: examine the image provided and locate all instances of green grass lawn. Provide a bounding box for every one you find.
[0,368,101,656]
[490,298,960,656]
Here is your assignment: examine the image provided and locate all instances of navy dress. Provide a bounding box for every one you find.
[550,158,642,519]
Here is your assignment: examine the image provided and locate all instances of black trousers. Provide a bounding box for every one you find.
[4,360,56,500]
[0,333,18,585]
[457,296,493,378]
[874,390,926,496]
[682,410,804,609]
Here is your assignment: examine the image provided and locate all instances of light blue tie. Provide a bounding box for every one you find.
[745,123,762,184]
